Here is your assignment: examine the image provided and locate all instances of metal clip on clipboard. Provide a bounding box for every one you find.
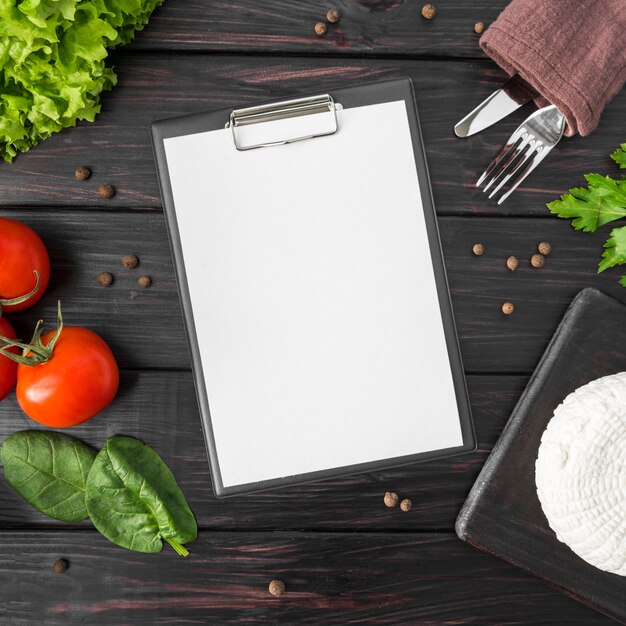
[227,94,340,151]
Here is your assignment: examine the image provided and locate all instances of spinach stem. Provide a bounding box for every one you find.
[165,537,189,557]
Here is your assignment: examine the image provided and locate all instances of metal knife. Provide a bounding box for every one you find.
[454,75,536,138]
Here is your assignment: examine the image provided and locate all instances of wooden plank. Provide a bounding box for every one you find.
[440,216,626,373]
[133,0,507,58]
[0,372,524,529]
[2,210,186,371]
[1,53,622,215]
[0,530,612,625]
[2,211,624,373]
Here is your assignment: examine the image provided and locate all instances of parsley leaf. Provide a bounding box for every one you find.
[611,143,626,169]
[599,226,626,273]
[547,141,626,288]
[547,173,626,232]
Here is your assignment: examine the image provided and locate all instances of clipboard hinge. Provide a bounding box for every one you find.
[226,94,339,151]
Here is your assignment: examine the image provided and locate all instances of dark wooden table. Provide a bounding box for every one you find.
[0,2,623,623]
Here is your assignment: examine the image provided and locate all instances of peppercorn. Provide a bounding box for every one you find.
[530,254,545,268]
[314,22,327,36]
[400,498,412,512]
[384,491,399,508]
[74,166,91,181]
[53,559,69,573]
[537,242,552,256]
[97,184,115,199]
[97,272,114,287]
[474,21,485,34]
[472,243,485,256]
[506,256,519,271]
[122,254,139,269]
[502,302,515,315]
[137,275,152,288]
[326,8,341,23]
[421,4,436,19]
[268,579,286,597]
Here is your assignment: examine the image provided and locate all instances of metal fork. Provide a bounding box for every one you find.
[476,104,566,204]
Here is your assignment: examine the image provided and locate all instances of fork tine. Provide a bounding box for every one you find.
[477,104,566,203]
[496,144,553,204]
[476,125,528,187]
[482,134,533,193]
[488,142,539,199]
[476,140,518,187]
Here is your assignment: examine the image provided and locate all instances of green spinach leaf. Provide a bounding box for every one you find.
[85,436,197,556]
[0,430,97,522]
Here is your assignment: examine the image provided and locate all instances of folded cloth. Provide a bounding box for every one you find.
[480,0,626,136]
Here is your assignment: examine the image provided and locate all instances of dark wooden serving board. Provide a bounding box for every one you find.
[456,287,626,625]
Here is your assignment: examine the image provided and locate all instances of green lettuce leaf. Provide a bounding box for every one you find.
[0,0,163,162]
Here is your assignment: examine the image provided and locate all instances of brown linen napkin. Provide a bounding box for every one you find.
[480,0,626,136]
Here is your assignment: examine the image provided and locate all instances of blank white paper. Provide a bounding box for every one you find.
[164,100,464,487]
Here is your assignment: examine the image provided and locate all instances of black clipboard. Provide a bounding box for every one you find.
[151,77,475,497]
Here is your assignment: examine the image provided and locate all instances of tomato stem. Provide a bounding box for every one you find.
[0,300,63,366]
[164,537,189,557]
[0,270,41,314]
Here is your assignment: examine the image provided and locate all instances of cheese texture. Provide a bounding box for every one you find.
[535,372,626,576]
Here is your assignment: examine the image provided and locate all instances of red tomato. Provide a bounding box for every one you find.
[0,217,50,312]
[17,327,119,428]
[0,317,18,401]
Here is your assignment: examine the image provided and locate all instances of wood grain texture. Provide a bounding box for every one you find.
[0,2,622,623]
[3,211,625,373]
[0,531,612,625]
[132,0,507,58]
[1,53,623,214]
[2,210,186,371]
[0,372,525,530]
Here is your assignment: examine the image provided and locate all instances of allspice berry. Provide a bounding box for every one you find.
[421,4,436,19]
[137,275,152,288]
[97,183,115,199]
[74,165,91,181]
[53,559,69,573]
[506,256,519,271]
[97,272,114,287]
[537,242,552,256]
[472,243,485,256]
[314,22,327,36]
[530,254,545,268]
[326,8,341,23]
[502,302,515,315]
[268,579,286,597]
[122,254,139,269]
[384,491,399,508]
[474,21,485,34]
[400,498,412,512]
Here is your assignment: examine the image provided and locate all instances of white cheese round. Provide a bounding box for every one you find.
[535,371,626,576]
